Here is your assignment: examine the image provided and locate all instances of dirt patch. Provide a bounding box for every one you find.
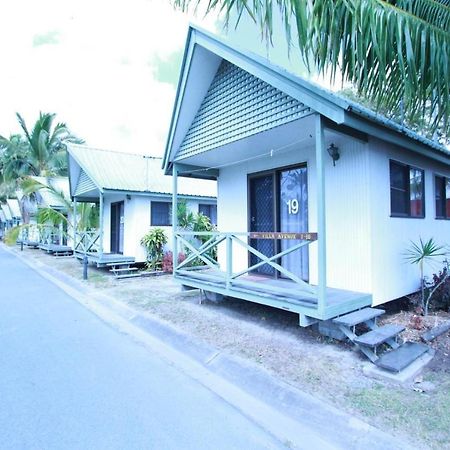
[381,310,450,373]
[11,246,450,450]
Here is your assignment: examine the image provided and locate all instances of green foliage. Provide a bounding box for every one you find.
[0,112,83,195]
[173,0,450,137]
[405,237,447,314]
[140,228,168,270]
[3,226,20,246]
[177,200,195,229]
[425,263,450,314]
[77,202,99,231]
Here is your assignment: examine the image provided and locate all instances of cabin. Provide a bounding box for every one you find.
[1,202,15,231]
[0,209,7,239]
[162,26,450,344]
[30,177,73,253]
[67,144,216,267]
[6,199,22,226]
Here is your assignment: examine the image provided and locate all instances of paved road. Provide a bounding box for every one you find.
[0,247,285,450]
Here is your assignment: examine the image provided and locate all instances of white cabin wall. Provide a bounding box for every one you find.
[217,130,372,294]
[323,135,372,293]
[368,138,450,305]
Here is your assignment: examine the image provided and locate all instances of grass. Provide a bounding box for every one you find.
[346,376,450,449]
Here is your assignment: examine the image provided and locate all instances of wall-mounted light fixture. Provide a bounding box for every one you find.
[327,143,340,166]
[126,194,131,200]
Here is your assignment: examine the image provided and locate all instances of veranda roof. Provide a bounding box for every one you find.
[6,198,21,218]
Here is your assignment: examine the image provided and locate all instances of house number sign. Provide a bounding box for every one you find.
[249,232,318,241]
[286,198,299,215]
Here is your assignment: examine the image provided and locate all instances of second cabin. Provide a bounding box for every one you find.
[67,144,216,266]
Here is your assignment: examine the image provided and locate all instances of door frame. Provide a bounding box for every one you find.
[247,162,308,279]
[110,201,125,254]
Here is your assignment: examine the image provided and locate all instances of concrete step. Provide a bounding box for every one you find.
[354,324,405,347]
[115,273,142,279]
[375,342,430,372]
[333,307,385,327]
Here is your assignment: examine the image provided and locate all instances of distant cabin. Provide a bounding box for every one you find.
[67,144,216,265]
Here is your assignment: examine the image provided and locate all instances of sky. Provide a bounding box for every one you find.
[0,0,220,156]
[0,1,320,158]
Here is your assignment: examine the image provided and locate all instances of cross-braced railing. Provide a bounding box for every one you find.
[174,231,318,301]
[74,229,100,254]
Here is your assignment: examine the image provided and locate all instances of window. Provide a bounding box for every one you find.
[390,160,424,218]
[151,201,172,226]
[198,204,217,225]
[435,175,450,219]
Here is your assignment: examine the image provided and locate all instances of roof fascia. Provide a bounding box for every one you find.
[163,27,196,173]
[343,111,450,165]
[103,189,216,199]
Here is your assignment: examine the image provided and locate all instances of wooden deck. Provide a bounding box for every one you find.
[39,244,73,254]
[175,268,372,325]
[74,251,135,267]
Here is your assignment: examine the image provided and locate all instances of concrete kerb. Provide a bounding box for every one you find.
[3,244,416,450]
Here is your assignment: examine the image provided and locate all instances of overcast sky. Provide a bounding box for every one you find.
[0,0,221,156]
[1,1,319,158]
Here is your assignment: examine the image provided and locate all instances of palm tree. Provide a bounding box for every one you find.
[16,112,83,176]
[173,0,450,137]
[0,134,30,198]
[21,177,99,231]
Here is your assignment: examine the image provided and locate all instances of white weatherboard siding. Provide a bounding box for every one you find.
[368,138,450,305]
[102,193,210,263]
[217,130,372,295]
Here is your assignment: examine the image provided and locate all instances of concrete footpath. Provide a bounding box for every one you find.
[2,244,415,450]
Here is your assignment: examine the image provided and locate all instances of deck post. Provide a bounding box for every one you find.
[73,197,77,248]
[226,234,232,290]
[172,163,178,272]
[315,114,327,314]
[99,192,104,256]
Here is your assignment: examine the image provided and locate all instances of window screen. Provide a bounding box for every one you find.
[151,202,172,226]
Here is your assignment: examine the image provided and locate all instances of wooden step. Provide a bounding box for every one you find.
[109,267,138,272]
[375,342,429,372]
[333,307,385,327]
[354,324,405,347]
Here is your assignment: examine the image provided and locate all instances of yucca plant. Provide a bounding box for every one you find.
[404,237,447,314]
[173,0,450,138]
[140,228,168,270]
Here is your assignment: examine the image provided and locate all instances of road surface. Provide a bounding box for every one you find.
[0,247,285,450]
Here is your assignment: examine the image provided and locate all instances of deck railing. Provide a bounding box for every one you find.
[174,231,318,301]
[74,229,100,254]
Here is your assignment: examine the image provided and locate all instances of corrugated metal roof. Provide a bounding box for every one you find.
[6,199,21,218]
[1,204,12,221]
[30,177,70,209]
[67,144,217,198]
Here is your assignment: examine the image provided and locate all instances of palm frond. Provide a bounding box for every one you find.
[173,0,450,135]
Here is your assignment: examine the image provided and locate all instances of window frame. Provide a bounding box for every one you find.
[150,201,172,226]
[198,203,217,225]
[434,174,450,220]
[389,159,425,219]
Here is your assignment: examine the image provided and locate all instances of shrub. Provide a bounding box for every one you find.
[140,228,168,270]
[424,264,450,313]
[162,251,186,273]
